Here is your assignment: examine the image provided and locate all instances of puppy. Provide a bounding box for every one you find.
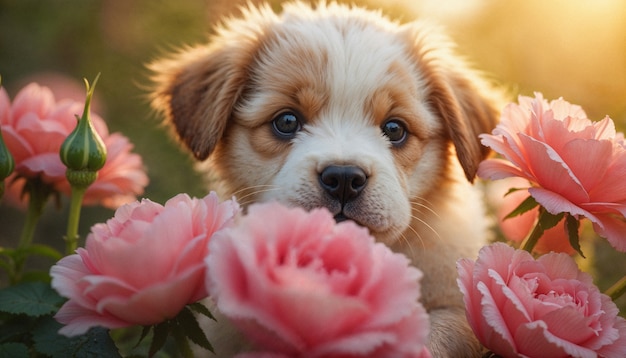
[150,2,501,356]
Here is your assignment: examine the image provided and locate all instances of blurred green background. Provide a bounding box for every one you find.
[0,0,625,312]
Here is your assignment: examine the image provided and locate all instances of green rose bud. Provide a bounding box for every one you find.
[0,129,14,181]
[0,128,15,198]
[60,74,107,189]
[0,75,15,198]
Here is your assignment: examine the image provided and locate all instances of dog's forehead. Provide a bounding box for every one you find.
[239,8,440,136]
[257,10,413,92]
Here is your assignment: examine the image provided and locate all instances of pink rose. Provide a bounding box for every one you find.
[457,242,626,357]
[478,93,626,251]
[0,82,148,209]
[50,192,240,336]
[207,203,430,358]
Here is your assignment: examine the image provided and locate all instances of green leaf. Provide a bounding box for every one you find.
[0,255,13,274]
[149,322,170,358]
[565,215,585,258]
[177,307,213,352]
[0,314,33,343]
[16,244,63,261]
[32,315,121,358]
[0,247,16,261]
[0,282,65,317]
[188,302,215,321]
[19,270,54,284]
[0,342,28,358]
[504,195,539,219]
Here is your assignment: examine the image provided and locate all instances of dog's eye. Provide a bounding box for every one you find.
[271,112,302,139]
[381,119,407,146]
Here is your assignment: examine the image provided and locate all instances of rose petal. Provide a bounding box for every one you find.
[50,192,238,335]
[518,134,589,203]
[597,316,626,358]
[515,320,596,358]
[55,300,129,336]
[208,202,429,356]
[458,243,625,357]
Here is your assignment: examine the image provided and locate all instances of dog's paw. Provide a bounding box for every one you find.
[427,307,483,358]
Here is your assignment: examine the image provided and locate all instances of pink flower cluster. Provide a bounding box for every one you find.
[458,243,626,357]
[464,93,626,357]
[478,93,626,252]
[50,197,431,357]
[0,82,148,209]
[207,203,431,358]
[50,192,240,335]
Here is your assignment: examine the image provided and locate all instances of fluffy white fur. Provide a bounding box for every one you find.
[151,2,502,356]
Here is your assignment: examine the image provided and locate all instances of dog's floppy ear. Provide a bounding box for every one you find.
[149,46,239,160]
[403,23,501,181]
[428,69,500,181]
[149,7,274,160]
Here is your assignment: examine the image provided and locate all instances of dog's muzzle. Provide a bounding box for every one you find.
[318,165,368,222]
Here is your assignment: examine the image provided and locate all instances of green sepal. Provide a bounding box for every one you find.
[177,306,213,352]
[148,321,169,358]
[188,301,216,321]
[143,303,215,357]
[171,321,193,358]
[521,207,564,253]
[537,209,565,231]
[565,214,585,257]
[134,325,152,349]
[65,169,98,189]
[504,194,539,220]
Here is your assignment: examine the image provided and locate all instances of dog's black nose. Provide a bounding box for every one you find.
[319,165,367,204]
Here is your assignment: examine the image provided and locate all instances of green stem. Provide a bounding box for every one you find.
[18,201,41,250]
[520,210,546,253]
[605,275,626,301]
[65,185,86,255]
[13,178,50,283]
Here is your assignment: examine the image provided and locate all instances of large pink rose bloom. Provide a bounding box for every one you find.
[50,192,240,336]
[478,93,626,251]
[0,83,148,209]
[207,203,431,358]
[457,243,626,357]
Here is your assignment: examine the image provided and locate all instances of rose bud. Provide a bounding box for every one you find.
[0,128,15,198]
[59,74,106,189]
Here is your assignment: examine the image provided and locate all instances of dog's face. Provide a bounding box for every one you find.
[151,2,499,246]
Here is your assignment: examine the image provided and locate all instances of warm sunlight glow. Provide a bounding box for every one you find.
[369,0,625,126]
